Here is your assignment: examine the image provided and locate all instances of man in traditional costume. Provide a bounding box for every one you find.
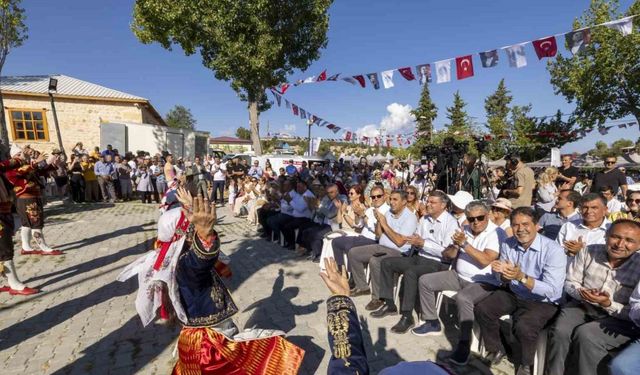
[0,151,40,295]
[5,144,62,256]
[119,188,304,374]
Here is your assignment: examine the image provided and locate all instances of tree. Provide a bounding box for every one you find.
[511,107,578,161]
[0,0,27,157]
[132,0,333,155]
[445,91,471,135]
[589,138,634,158]
[164,105,196,129]
[235,126,251,140]
[410,82,437,154]
[548,0,640,132]
[484,79,512,159]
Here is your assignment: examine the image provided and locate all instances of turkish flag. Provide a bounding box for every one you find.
[398,67,415,81]
[353,75,366,88]
[292,104,299,116]
[316,70,327,81]
[532,36,557,59]
[455,55,474,80]
[279,83,290,94]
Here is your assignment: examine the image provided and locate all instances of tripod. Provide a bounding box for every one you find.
[463,154,496,201]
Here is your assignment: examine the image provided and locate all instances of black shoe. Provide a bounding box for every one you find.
[483,350,507,366]
[370,303,398,318]
[350,287,370,297]
[390,316,415,334]
[515,365,531,375]
[348,277,356,290]
[311,255,320,263]
[448,344,471,366]
[365,299,384,311]
[259,232,270,239]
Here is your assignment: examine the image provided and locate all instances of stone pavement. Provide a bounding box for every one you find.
[0,201,514,375]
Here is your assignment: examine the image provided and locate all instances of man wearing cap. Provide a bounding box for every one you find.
[5,144,63,258]
[502,154,535,209]
[449,191,474,227]
[0,146,40,295]
[538,189,582,240]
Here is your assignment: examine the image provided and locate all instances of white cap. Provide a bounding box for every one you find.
[448,191,474,210]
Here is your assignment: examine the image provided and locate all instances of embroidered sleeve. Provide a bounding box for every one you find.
[326,296,369,374]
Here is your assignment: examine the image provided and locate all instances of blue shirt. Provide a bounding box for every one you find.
[539,210,581,240]
[94,161,115,177]
[497,234,566,304]
[101,149,115,158]
[248,166,263,179]
[285,164,297,176]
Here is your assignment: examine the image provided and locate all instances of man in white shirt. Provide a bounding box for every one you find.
[209,157,227,205]
[370,190,459,334]
[281,180,316,250]
[557,193,610,263]
[413,201,504,365]
[600,185,623,214]
[347,190,418,303]
[330,186,389,268]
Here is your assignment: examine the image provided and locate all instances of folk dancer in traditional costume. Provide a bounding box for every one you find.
[5,144,62,256]
[118,188,304,374]
[0,152,40,295]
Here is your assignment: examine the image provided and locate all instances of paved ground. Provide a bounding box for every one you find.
[0,201,514,374]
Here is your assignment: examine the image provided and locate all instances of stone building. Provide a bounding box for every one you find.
[209,136,253,154]
[0,74,165,154]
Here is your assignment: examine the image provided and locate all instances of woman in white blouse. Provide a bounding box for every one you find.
[536,167,559,217]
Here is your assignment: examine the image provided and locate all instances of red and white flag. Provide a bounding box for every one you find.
[292,104,299,116]
[398,67,415,81]
[455,55,474,80]
[277,83,290,94]
[532,36,558,59]
[353,75,366,88]
[316,70,327,81]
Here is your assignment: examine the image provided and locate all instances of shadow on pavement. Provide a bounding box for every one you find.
[242,268,325,374]
[54,221,156,252]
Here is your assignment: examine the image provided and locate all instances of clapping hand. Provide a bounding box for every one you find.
[452,230,466,247]
[501,261,522,281]
[405,234,425,247]
[176,187,217,239]
[563,236,584,256]
[579,288,612,307]
[320,258,350,296]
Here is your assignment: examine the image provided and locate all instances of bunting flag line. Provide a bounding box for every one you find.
[455,55,474,80]
[367,73,380,89]
[565,29,591,55]
[532,36,558,59]
[271,15,638,96]
[300,108,307,119]
[285,99,291,109]
[398,67,416,81]
[274,92,282,106]
[381,70,395,89]
[416,64,432,84]
[504,43,528,68]
[479,50,499,67]
[435,60,452,83]
[292,104,299,116]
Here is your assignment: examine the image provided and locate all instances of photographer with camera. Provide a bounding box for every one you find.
[501,154,535,209]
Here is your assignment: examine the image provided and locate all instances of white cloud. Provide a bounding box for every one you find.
[355,103,415,137]
[282,124,297,134]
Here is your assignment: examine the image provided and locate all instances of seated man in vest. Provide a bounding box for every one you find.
[547,219,640,375]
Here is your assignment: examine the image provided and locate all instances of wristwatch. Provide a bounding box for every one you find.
[519,273,528,284]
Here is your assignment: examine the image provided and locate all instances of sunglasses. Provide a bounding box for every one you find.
[605,161,616,165]
[370,194,384,199]
[627,198,640,204]
[467,215,486,223]
[406,191,416,195]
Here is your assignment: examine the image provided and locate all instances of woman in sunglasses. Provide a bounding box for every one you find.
[609,190,640,222]
[405,186,420,216]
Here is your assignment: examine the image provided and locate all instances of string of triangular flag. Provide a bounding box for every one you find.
[273,15,636,94]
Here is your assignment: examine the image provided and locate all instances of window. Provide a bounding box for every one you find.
[8,109,49,141]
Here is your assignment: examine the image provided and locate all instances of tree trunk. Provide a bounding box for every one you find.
[0,90,9,160]
[248,101,263,155]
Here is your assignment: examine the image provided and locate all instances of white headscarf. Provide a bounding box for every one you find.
[10,144,22,157]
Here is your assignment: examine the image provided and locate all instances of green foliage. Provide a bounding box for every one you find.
[132,0,333,155]
[0,0,28,155]
[410,82,437,152]
[235,126,252,140]
[484,79,512,159]
[164,105,196,129]
[445,91,471,134]
[511,107,578,162]
[547,0,640,131]
[589,138,634,158]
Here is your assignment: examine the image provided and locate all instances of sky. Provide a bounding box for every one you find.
[2,0,638,154]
